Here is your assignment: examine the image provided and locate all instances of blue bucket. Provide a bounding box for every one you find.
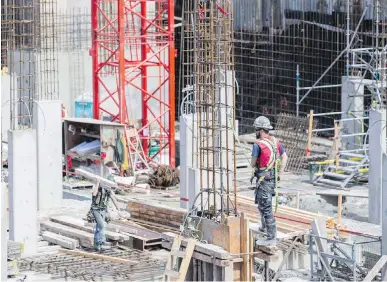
[75,101,93,118]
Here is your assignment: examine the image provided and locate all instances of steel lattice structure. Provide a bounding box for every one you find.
[91,0,176,166]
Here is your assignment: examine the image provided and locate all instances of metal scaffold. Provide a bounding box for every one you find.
[91,0,176,166]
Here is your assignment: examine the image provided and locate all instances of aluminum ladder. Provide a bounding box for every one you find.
[313,150,368,189]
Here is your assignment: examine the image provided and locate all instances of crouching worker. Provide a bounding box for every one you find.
[87,180,123,251]
[250,116,288,245]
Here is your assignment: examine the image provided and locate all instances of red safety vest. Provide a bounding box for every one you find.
[256,136,281,170]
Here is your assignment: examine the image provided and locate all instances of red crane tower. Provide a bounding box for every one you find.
[91,0,176,167]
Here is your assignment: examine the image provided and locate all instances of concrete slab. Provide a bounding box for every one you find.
[8,129,38,256]
[34,100,63,210]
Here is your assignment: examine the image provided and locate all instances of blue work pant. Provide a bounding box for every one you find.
[256,180,277,240]
[91,209,106,247]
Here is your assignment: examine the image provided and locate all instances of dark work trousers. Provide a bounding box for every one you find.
[256,179,277,240]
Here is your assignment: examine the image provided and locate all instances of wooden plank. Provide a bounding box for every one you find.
[50,216,127,241]
[41,231,79,250]
[41,221,94,248]
[59,249,138,265]
[161,241,233,267]
[162,232,232,260]
[176,238,196,281]
[337,193,343,225]
[240,213,248,282]
[249,231,253,282]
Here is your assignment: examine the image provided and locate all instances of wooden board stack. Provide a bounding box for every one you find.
[127,199,185,232]
[39,215,164,250]
[237,195,332,234]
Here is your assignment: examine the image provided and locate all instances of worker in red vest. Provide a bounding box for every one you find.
[250,116,288,245]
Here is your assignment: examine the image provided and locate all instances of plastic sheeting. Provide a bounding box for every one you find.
[69,140,100,157]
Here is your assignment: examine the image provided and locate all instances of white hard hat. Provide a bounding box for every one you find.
[253,116,273,130]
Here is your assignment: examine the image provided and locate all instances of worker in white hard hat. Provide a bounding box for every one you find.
[250,116,288,245]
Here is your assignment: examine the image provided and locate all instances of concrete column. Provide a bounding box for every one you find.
[8,129,38,256]
[341,77,364,150]
[0,183,6,281]
[33,100,63,210]
[382,153,387,280]
[368,108,386,224]
[0,72,6,280]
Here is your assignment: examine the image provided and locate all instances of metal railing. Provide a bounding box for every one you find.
[309,233,382,281]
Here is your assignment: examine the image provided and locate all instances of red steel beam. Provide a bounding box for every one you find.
[91,0,175,166]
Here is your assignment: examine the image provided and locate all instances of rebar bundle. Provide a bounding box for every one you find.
[8,0,36,130]
[183,0,237,218]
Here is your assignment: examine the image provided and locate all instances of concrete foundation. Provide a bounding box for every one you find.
[341,76,364,150]
[8,130,38,256]
[33,100,63,210]
[368,107,386,224]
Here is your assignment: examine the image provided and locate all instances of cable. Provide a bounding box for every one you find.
[362,118,387,162]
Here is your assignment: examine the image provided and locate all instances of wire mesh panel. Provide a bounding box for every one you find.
[274,113,316,174]
[176,0,382,134]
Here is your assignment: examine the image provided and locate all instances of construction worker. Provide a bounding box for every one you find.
[89,180,123,251]
[250,116,288,245]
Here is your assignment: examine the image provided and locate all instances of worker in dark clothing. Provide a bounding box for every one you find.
[250,116,288,245]
[90,180,123,251]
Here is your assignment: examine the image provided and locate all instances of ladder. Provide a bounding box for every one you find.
[313,150,369,189]
[125,125,150,175]
[163,235,196,282]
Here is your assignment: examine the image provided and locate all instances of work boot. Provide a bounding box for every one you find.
[100,243,111,251]
[94,244,101,252]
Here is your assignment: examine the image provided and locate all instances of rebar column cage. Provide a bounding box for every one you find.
[193,0,237,217]
[91,0,176,166]
[8,0,37,130]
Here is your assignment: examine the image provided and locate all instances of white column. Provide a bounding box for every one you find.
[341,77,364,150]
[8,129,38,256]
[381,153,387,280]
[368,108,386,224]
[34,100,63,210]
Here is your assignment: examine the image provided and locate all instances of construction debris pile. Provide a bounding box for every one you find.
[148,165,180,189]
